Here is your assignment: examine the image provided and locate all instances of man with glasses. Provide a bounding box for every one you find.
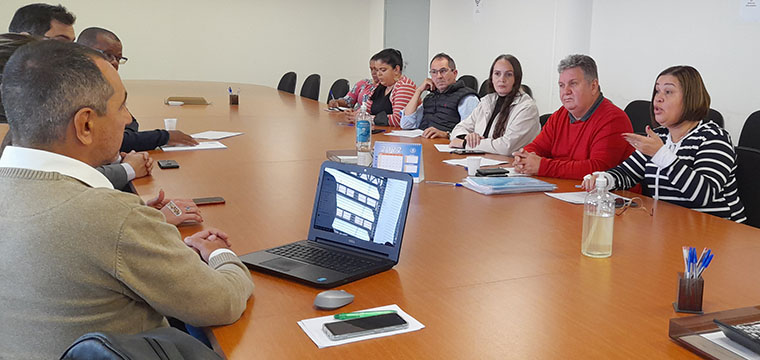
[77,27,198,152]
[400,53,479,138]
[8,3,76,42]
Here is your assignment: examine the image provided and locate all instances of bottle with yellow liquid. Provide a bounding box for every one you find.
[582,177,615,258]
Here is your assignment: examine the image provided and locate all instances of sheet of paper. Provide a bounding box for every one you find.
[297,304,424,349]
[161,141,227,152]
[701,330,760,359]
[443,158,508,167]
[385,129,423,138]
[544,191,629,204]
[191,131,243,140]
[434,144,455,153]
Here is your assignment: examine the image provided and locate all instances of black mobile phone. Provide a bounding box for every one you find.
[371,129,386,134]
[322,313,408,341]
[157,159,179,169]
[452,149,486,155]
[192,196,226,205]
[476,167,509,177]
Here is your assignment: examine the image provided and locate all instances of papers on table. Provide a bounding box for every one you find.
[297,304,424,349]
[191,131,243,140]
[700,330,760,360]
[544,191,629,204]
[443,158,508,167]
[385,129,423,138]
[161,141,227,152]
[434,144,455,152]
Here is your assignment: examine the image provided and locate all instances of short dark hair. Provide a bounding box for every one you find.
[77,27,120,47]
[2,40,113,147]
[372,48,404,72]
[8,3,75,36]
[0,33,40,124]
[649,65,710,126]
[430,53,456,70]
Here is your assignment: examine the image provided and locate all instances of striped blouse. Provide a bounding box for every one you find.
[366,75,416,127]
[604,120,746,222]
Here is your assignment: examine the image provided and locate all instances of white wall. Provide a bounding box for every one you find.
[429,0,760,140]
[0,0,385,103]
[590,0,760,140]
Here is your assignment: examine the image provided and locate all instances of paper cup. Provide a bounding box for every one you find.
[466,156,482,176]
[164,118,177,130]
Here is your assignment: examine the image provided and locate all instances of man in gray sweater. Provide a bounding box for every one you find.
[0,40,253,359]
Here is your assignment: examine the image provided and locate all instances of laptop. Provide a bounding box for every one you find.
[241,161,413,288]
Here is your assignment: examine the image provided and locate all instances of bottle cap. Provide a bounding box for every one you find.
[596,176,608,189]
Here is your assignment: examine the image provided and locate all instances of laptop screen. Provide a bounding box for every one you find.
[309,162,412,262]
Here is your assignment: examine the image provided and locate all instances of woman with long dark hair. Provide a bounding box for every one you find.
[449,54,540,155]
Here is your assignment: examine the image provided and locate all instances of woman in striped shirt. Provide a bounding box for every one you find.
[582,65,746,222]
[365,48,416,127]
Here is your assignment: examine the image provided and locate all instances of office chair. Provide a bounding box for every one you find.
[458,75,478,92]
[705,108,724,128]
[624,100,652,135]
[540,113,551,128]
[521,84,533,98]
[735,146,760,229]
[327,79,349,103]
[277,72,297,94]
[60,327,221,360]
[738,110,760,150]
[300,74,321,101]
[478,79,491,98]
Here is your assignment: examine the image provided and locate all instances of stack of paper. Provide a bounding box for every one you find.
[463,176,557,195]
[191,131,243,140]
[161,141,227,152]
[443,158,508,167]
[385,129,423,138]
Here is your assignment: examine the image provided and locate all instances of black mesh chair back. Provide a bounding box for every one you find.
[521,84,533,98]
[735,146,760,228]
[277,72,297,94]
[300,74,321,101]
[327,79,350,103]
[739,110,760,150]
[624,100,652,134]
[705,108,724,128]
[478,79,491,98]
[458,75,478,92]
[540,113,551,128]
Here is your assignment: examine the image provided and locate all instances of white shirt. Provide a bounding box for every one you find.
[0,146,114,189]
[0,146,235,259]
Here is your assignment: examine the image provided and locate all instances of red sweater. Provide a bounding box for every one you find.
[523,98,633,180]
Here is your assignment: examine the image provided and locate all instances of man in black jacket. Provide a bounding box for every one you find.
[77,27,198,151]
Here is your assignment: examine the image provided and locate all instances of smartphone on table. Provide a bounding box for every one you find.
[322,313,408,341]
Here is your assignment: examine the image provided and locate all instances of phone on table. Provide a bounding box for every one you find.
[322,313,408,341]
[157,159,180,169]
[371,129,386,134]
[192,197,226,205]
[451,149,486,155]
[476,167,509,177]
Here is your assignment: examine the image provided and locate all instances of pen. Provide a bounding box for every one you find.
[334,310,397,320]
[426,181,462,187]
[574,185,583,188]
[228,87,232,94]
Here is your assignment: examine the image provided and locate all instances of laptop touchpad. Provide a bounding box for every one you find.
[261,258,305,272]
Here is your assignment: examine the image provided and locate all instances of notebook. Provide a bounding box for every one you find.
[240,161,413,288]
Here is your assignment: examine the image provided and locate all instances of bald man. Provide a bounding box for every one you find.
[77,27,198,152]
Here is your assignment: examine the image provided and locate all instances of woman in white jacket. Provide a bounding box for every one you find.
[449,54,540,155]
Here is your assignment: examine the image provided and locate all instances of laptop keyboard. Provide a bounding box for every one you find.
[267,243,381,274]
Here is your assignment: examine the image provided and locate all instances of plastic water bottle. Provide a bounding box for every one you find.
[355,103,373,166]
[581,176,615,258]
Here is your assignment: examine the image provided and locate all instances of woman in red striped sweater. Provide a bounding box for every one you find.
[365,48,416,127]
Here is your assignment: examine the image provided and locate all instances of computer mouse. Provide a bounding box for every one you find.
[314,290,354,310]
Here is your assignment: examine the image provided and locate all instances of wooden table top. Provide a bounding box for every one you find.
[116,80,760,359]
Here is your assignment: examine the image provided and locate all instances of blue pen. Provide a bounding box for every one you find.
[228,87,232,94]
[697,253,714,278]
[426,181,462,187]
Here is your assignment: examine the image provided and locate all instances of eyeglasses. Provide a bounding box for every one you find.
[429,68,451,76]
[615,197,654,216]
[95,49,128,65]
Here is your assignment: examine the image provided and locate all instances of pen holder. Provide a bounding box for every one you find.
[673,272,704,314]
[229,94,239,105]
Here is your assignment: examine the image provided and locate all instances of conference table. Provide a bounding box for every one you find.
[81,80,760,358]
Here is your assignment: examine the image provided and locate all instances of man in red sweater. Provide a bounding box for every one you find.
[512,55,633,180]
